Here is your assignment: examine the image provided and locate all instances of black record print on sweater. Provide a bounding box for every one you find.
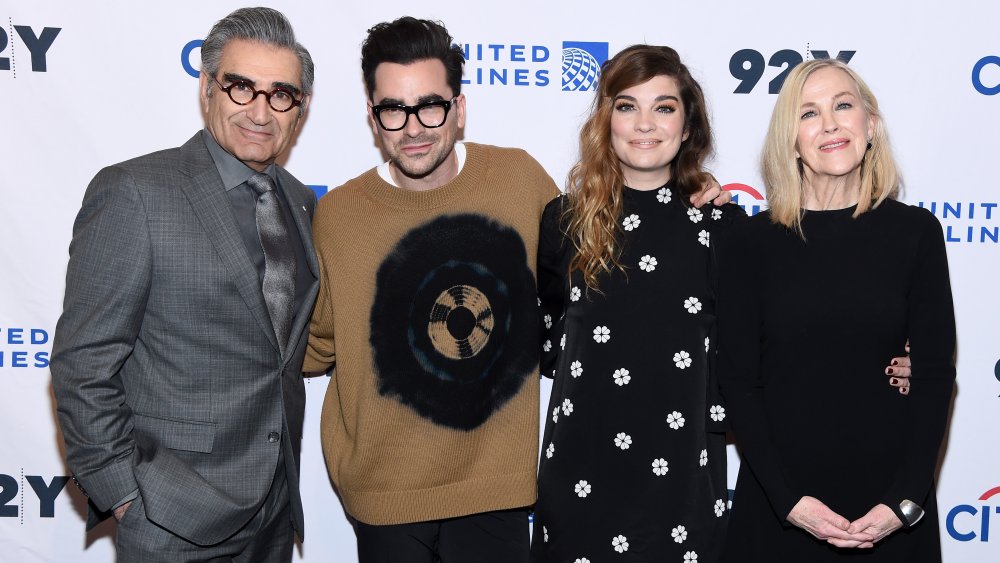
[370,213,538,430]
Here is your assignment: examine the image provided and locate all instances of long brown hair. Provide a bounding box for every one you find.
[566,44,713,291]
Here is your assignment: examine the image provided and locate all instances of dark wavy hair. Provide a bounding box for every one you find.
[361,17,466,100]
[566,44,714,290]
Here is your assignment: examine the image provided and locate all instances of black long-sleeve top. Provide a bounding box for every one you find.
[716,199,955,561]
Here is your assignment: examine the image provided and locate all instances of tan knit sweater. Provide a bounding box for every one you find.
[304,143,559,525]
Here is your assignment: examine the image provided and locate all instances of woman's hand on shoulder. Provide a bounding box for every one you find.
[689,174,732,208]
[787,496,875,548]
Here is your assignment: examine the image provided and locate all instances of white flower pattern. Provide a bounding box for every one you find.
[656,187,672,203]
[666,411,686,430]
[562,398,574,416]
[613,368,631,386]
[593,326,611,343]
[614,432,632,450]
[536,186,729,560]
[684,297,702,314]
[622,214,641,231]
[542,340,552,352]
[651,458,669,476]
[639,255,657,272]
[710,405,726,422]
[673,351,692,369]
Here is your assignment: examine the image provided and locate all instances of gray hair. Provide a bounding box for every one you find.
[201,7,314,98]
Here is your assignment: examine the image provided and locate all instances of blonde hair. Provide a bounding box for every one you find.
[566,45,713,290]
[761,59,899,234]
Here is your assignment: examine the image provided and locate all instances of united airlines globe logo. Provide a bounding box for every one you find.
[561,41,609,92]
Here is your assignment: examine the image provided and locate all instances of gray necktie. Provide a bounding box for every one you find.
[247,173,296,356]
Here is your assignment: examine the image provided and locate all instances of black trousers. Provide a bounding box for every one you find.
[354,508,530,563]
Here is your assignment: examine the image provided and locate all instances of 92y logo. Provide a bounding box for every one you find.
[730,49,856,94]
[0,473,70,519]
[1,23,61,73]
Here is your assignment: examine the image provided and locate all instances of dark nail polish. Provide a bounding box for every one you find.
[886,368,894,375]
[890,378,898,385]
[891,360,898,366]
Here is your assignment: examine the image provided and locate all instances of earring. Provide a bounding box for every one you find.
[866,136,873,151]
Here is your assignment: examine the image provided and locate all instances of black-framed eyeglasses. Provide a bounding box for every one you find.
[370,98,456,131]
[211,75,303,112]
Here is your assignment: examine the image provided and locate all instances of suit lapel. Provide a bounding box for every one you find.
[177,134,280,353]
[277,167,320,365]
[278,169,319,279]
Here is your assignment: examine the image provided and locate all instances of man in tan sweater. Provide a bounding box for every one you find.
[304,17,558,563]
[304,16,743,563]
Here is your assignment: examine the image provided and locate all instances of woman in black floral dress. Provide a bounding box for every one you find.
[530,45,741,563]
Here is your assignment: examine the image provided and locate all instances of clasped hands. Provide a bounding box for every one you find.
[787,496,903,549]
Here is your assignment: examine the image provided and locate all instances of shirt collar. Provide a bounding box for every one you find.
[201,129,277,191]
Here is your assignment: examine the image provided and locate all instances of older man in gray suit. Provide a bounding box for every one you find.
[50,7,318,561]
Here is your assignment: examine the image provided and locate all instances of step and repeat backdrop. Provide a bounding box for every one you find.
[2,1,998,561]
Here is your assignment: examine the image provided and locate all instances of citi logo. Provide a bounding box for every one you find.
[723,183,768,217]
[972,56,1000,95]
[1,21,61,75]
[947,485,1000,542]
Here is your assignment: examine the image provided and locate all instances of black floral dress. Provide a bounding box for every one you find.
[531,182,743,563]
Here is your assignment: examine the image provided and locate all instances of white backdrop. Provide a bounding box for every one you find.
[2,1,998,561]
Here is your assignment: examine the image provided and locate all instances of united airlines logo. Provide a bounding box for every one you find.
[457,40,608,91]
[0,326,49,368]
[561,41,608,92]
[915,201,999,244]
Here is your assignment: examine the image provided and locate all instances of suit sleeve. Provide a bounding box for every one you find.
[879,211,956,525]
[716,221,802,525]
[50,165,150,512]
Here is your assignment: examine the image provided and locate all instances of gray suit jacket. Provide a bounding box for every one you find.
[51,132,319,546]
